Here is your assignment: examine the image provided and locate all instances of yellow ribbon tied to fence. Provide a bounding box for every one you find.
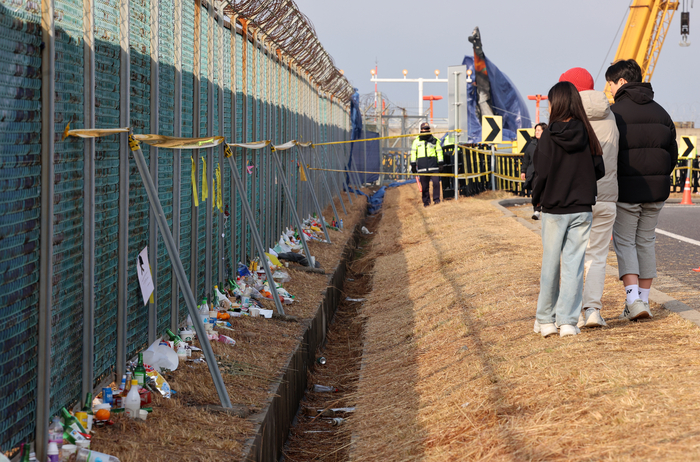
[211,170,216,210]
[191,156,199,207]
[216,164,223,212]
[201,157,208,202]
[299,162,307,182]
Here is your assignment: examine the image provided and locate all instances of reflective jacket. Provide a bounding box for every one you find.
[411,137,444,172]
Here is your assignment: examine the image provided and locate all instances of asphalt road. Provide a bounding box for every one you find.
[655,204,700,309]
[506,200,700,310]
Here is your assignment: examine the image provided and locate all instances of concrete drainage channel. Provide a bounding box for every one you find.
[239,208,374,462]
[280,214,379,461]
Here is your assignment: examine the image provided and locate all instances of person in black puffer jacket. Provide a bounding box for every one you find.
[605,59,678,321]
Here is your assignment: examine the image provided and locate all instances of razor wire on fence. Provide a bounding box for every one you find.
[0,0,355,456]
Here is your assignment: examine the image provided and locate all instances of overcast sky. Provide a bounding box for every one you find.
[294,0,699,125]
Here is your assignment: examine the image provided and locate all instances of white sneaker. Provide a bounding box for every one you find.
[560,325,580,337]
[538,322,558,338]
[532,211,541,220]
[578,308,607,328]
[619,299,652,321]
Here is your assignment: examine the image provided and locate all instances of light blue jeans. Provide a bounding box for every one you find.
[536,212,592,327]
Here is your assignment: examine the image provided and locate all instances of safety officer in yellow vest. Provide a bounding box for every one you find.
[411,122,445,207]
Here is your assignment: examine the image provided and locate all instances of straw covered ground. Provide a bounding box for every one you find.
[349,185,700,461]
[89,190,367,462]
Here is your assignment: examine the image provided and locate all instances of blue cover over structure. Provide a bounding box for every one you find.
[462,55,532,143]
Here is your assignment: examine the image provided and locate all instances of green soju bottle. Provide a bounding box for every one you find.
[165,328,184,349]
[134,352,147,387]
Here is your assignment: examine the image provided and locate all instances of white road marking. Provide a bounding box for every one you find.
[656,229,700,247]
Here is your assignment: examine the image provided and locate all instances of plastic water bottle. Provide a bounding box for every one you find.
[339,219,343,230]
[48,416,63,450]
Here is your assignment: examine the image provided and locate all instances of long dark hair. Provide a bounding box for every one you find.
[547,81,603,157]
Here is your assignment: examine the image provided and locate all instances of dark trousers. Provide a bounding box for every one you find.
[420,175,441,206]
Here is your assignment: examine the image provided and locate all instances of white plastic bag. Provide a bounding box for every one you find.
[142,337,179,372]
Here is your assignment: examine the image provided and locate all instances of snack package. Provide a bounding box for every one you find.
[146,369,172,398]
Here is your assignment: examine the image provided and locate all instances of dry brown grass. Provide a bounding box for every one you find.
[350,184,700,461]
[89,194,367,462]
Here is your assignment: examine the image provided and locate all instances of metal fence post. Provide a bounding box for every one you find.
[329,145,352,206]
[491,145,496,191]
[82,0,96,403]
[148,0,160,344]
[312,146,340,222]
[171,0,182,332]
[297,147,332,243]
[225,146,286,314]
[116,0,131,386]
[129,133,232,408]
[270,146,315,265]
[37,0,56,459]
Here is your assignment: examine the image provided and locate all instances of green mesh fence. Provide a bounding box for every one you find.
[0,1,350,452]
[50,0,85,418]
[0,2,41,452]
[126,0,150,359]
[156,0,175,334]
[179,0,194,320]
[196,9,207,301]
[93,0,121,387]
[222,31,232,276]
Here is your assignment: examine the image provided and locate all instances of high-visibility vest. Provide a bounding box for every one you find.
[411,137,444,172]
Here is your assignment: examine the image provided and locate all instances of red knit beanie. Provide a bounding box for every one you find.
[559,67,594,92]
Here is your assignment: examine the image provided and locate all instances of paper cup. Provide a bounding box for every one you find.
[250,307,260,317]
[180,329,194,342]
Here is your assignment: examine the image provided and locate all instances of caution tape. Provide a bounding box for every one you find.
[493,173,524,182]
[307,166,491,179]
[312,129,462,147]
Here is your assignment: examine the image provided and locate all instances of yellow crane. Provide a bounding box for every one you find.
[606,0,691,99]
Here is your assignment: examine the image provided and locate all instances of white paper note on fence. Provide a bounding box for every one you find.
[137,246,154,306]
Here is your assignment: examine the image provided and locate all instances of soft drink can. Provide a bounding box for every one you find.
[102,387,113,404]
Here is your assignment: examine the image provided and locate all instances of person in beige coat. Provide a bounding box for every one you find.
[559,68,619,328]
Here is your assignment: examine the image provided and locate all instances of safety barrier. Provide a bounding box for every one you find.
[380,149,411,183]
[0,0,354,457]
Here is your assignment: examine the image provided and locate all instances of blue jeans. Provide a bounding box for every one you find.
[536,212,592,327]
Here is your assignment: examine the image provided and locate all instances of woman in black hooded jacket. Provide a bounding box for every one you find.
[532,81,605,338]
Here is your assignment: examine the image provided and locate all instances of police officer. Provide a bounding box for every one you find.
[411,122,444,207]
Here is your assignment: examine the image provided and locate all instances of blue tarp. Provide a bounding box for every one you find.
[352,130,380,184]
[461,55,531,143]
[347,89,365,185]
[349,179,414,214]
